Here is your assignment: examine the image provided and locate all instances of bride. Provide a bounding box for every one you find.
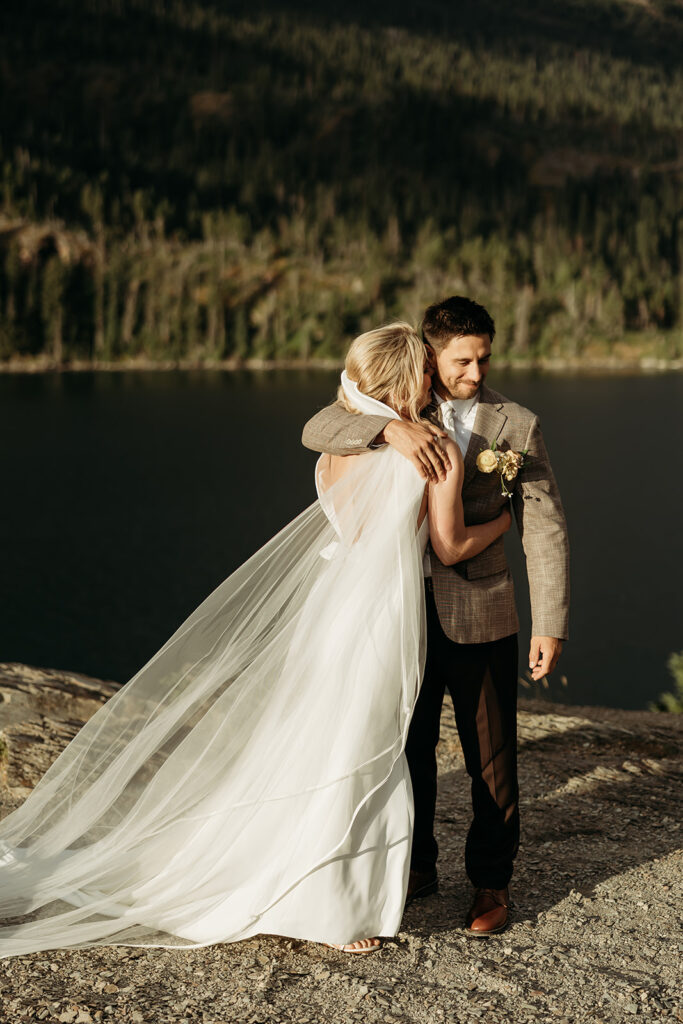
[0,322,510,957]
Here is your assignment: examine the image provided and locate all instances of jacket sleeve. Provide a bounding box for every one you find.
[301,401,393,456]
[511,416,570,640]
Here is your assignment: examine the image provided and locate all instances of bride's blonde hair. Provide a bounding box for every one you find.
[338,322,427,423]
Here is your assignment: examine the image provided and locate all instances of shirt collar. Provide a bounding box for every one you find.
[435,391,478,418]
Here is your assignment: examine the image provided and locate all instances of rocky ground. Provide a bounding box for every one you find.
[0,662,681,1024]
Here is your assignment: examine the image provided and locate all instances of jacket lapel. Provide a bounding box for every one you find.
[463,386,507,486]
[423,398,443,429]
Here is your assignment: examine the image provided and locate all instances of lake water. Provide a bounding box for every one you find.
[1,369,681,709]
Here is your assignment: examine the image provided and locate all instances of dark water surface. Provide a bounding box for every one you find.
[2,369,681,709]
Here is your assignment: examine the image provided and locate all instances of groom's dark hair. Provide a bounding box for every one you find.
[422,296,495,352]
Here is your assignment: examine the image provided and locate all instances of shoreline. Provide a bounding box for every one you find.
[1,354,682,375]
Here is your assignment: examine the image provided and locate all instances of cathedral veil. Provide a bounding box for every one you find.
[0,375,427,955]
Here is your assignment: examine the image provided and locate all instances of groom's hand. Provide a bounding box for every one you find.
[529,636,563,681]
[376,420,451,482]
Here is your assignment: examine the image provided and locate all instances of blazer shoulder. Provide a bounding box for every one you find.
[484,385,537,428]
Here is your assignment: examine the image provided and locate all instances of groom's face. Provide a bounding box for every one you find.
[428,333,492,401]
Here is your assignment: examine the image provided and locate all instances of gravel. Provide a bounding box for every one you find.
[0,663,681,1024]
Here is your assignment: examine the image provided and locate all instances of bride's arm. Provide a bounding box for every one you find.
[428,440,511,565]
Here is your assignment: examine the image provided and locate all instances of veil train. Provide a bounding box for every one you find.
[0,375,427,955]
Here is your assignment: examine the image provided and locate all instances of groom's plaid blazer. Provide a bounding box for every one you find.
[302,383,569,644]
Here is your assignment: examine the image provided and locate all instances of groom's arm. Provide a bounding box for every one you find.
[511,416,570,648]
[301,401,392,456]
[302,402,450,480]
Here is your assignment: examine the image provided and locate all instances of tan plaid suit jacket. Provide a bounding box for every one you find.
[302,384,570,644]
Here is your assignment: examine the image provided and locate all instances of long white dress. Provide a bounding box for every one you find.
[0,374,428,956]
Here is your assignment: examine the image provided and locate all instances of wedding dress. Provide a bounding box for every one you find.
[0,373,428,956]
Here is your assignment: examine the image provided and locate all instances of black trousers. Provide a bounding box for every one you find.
[406,583,520,889]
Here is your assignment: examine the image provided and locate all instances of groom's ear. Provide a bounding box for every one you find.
[424,343,436,372]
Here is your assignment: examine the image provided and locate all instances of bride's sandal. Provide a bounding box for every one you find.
[324,937,382,954]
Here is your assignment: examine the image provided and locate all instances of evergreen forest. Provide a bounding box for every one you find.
[2,0,683,366]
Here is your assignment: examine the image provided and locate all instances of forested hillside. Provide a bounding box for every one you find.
[1,0,682,365]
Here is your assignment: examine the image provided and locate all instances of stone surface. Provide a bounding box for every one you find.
[0,662,681,1023]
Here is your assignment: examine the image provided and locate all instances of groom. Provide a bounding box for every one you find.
[302,296,569,936]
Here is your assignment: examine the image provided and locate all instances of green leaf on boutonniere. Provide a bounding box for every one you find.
[491,439,497,451]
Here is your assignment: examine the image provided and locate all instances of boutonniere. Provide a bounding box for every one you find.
[476,440,528,498]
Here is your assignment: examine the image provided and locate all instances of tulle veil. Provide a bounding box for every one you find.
[0,373,427,956]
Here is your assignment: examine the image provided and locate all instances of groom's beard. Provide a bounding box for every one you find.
[435,379,482,401]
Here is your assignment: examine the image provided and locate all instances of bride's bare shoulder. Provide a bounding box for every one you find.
[326,451,371,482]
[430,438,463,492]
[317,451,372,491]
[442,437,464,470]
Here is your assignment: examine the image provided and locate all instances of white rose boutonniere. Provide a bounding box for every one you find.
[476,440,528,498]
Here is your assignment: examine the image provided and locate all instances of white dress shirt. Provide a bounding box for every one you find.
[423,391,479,577]
[435,391,479,456]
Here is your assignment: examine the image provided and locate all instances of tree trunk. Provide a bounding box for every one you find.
[513,283,534,355]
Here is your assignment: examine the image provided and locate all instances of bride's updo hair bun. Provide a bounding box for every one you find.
[338,322,427,422]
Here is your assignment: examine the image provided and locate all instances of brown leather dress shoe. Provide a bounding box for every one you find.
[405,868,438,906]
[464,887,510,936]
